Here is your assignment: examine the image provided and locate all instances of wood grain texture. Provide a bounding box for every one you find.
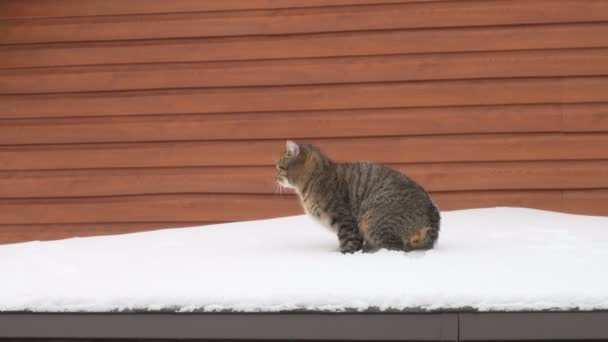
[1,190,607,226]
[4,48,608,94]
[0,222,214,244]
[0,194,301,224]
[2,134,608,170]
[3,103,607,145]
[563,189,608,215]
[0,189,608,243]
[2,161,608,198]
[3,0,607,44]
[1,0,607,243]
[2,23,608,69]
[2,77,608,119]
[0,0,432,19]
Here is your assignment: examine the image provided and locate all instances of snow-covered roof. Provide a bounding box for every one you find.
[1,207,607,312]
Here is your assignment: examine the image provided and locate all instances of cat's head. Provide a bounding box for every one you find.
[275,140,328,190]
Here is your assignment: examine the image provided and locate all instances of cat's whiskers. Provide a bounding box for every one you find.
[274,183,284,197]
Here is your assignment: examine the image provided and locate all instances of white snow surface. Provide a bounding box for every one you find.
[1,207,607,312]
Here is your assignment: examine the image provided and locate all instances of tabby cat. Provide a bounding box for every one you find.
[276,141,440,253]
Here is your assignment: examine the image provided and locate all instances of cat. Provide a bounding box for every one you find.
[276,140,440,253]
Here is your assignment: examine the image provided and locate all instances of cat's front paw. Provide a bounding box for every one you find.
[340,239,362,254]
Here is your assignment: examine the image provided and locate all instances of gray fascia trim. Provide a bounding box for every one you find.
[1,311,608,341]
[460,311,608,341]
[0,312,458,341]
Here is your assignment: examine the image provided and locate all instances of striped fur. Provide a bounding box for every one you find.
[276,141,440,253]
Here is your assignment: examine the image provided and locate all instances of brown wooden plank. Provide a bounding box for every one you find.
[2,23,608,69]
[564,103,608,132]
[436,189,608,216]
[0,0,429,19]
[2,190,607,242]
[0,222,213,245]
[563,189,608,216]
[2,77,608,119]
[0,194,302,224]
[0,104,563,144]
[2,134,608,170]
[3,0,607,44]
[1,103,606,145]
[4,48,608,94]
[2,161,608,198]
[1,190,607,225]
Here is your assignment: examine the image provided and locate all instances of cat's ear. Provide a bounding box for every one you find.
[286,140,300,157]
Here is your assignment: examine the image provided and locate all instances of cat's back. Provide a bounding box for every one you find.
[340,161,427,199]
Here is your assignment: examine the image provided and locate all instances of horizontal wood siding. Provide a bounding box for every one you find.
[3,49,608,94]
[1,0,607,243]
[3,23,608,69]
[0,222,213,245]
[2,191,607,224]
[3,1,607,44]
[0,0,433,19]
[3,161,608,197]
[3,77,608,118]
[3,134,608,169]
[1,104,607,144]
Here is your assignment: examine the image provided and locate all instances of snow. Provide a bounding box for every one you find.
[1,207,607,313]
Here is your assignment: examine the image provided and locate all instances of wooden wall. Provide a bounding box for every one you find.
[1,0,608,244]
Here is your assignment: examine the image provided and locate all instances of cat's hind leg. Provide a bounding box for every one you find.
[359,212,405,251]
[363,226,405,251]
[362,240,380,253]
[358,211,379,253]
